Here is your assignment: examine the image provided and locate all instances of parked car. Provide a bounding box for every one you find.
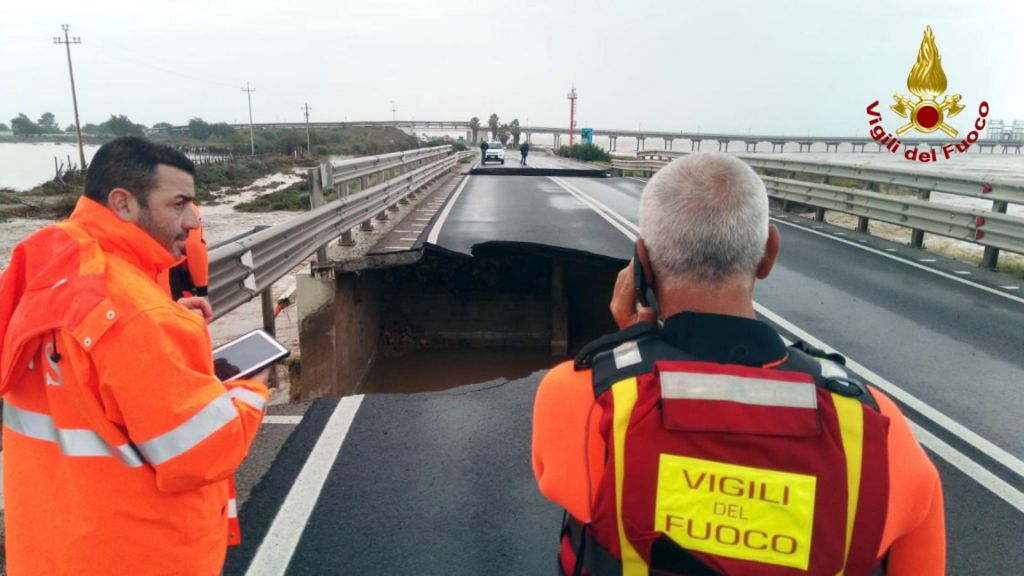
[482,141,505,165]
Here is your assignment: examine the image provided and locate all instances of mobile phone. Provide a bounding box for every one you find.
[633,243,651,307]
[212,329,290,382]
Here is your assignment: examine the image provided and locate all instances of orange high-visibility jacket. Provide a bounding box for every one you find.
[0,197,268,575]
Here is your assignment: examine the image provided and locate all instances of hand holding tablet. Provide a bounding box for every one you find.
[213,329,290,382]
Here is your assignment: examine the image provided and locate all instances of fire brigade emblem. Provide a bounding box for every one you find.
[890,26,964,137]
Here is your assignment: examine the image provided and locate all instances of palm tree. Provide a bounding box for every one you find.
[510,119,521,147]
[469,117,480,143]
[488,113,499,140]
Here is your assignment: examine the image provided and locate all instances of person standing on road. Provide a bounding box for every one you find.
[520,141,529,166]
[0,136,269,575]
[532,153,945,575]
[480,138,489,165]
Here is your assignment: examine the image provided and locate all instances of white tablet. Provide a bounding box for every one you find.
[212,329,290,382]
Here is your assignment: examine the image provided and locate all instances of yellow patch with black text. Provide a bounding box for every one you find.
[654,455,816,570]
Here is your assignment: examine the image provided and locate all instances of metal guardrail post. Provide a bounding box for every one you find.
[261,288,275,337]
[309,167,328,265]
[910,189,930,248]
[814,175,828,222]
[982,200,1008,269]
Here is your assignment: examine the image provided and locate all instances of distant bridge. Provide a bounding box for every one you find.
[149,120,1024,154]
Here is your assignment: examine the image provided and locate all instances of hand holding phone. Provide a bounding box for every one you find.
[610,250,658,330]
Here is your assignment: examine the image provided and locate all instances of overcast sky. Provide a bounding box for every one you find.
[2,0,1021,137]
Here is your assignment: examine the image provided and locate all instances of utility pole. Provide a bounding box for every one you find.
[391,101,396,123]
[242,82,256,155]
[301,102,312,154]
[567,85,578,147]
[54,25,85,171]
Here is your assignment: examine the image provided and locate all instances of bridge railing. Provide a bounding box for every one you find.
[611,151,1024,269]
[208,147,468,322]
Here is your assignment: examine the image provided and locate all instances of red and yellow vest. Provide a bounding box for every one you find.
[560,327,890,576]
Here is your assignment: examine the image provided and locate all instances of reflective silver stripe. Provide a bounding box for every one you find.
[137,392,239,466]
[228,498,238,518]
[661,372,818,409]
[228,387,266,411]
[819,359,848,379]
[613,341,642,370]
[2,403,143,467]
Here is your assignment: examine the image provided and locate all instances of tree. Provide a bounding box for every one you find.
[100,114,145,137]
[469,116,480,143]
[11,113,39,136]
[0,122,9,132]
[209,122,235,139]
[37,112,60,133]
[498,124,510,146]
[152,122,174,134]
[188,117,212,141]
[509,119,521,147]
[488,113,499,140]
[82,123,101,134]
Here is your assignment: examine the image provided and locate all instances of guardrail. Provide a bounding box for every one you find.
[208,147,468,323]
[610,150,1024,269]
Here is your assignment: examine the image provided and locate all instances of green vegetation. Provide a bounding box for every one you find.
[556,143,612,162]
[999,260,1024,281]
[234,181,309,212]
[147,122,419,157]
[194,156,296,201]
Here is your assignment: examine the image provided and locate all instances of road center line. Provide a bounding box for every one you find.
[558,177,1024,495]
[246,395,365,575]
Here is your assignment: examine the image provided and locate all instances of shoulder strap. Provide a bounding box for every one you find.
[783,342,880,412]
[574,322,661,370]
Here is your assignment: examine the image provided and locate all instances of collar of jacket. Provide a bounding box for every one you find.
[660,311,788,366]
[68,196,181,280]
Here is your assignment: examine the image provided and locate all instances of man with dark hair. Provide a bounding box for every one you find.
[0,136,269,574]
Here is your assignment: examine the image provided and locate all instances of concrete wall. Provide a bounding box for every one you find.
[296,271,382,399]
[294,249,621,400]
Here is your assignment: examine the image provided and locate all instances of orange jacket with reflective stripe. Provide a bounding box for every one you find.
[0,197,268,575]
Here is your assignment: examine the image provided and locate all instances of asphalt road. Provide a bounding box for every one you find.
[229,157,1023,575]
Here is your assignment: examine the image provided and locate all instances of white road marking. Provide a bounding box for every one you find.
[910,422,1024,514]
[561,180,1024,500]
[246,395,365,575]
[263,415,303,425]
[954,270,972,275]
[772,218,1024,306]
[918,258,937,263]
[427,175,471,245]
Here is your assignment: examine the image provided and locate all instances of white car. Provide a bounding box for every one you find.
[482,141,505,165]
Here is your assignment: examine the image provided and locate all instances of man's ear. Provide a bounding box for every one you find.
[755,224,781,280]
[106,188,140,221]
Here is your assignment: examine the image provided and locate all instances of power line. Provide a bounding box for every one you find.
[242,82,256,156]
[54,24,85,170]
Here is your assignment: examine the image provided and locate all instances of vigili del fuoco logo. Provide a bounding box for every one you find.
[866,26,989,163]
